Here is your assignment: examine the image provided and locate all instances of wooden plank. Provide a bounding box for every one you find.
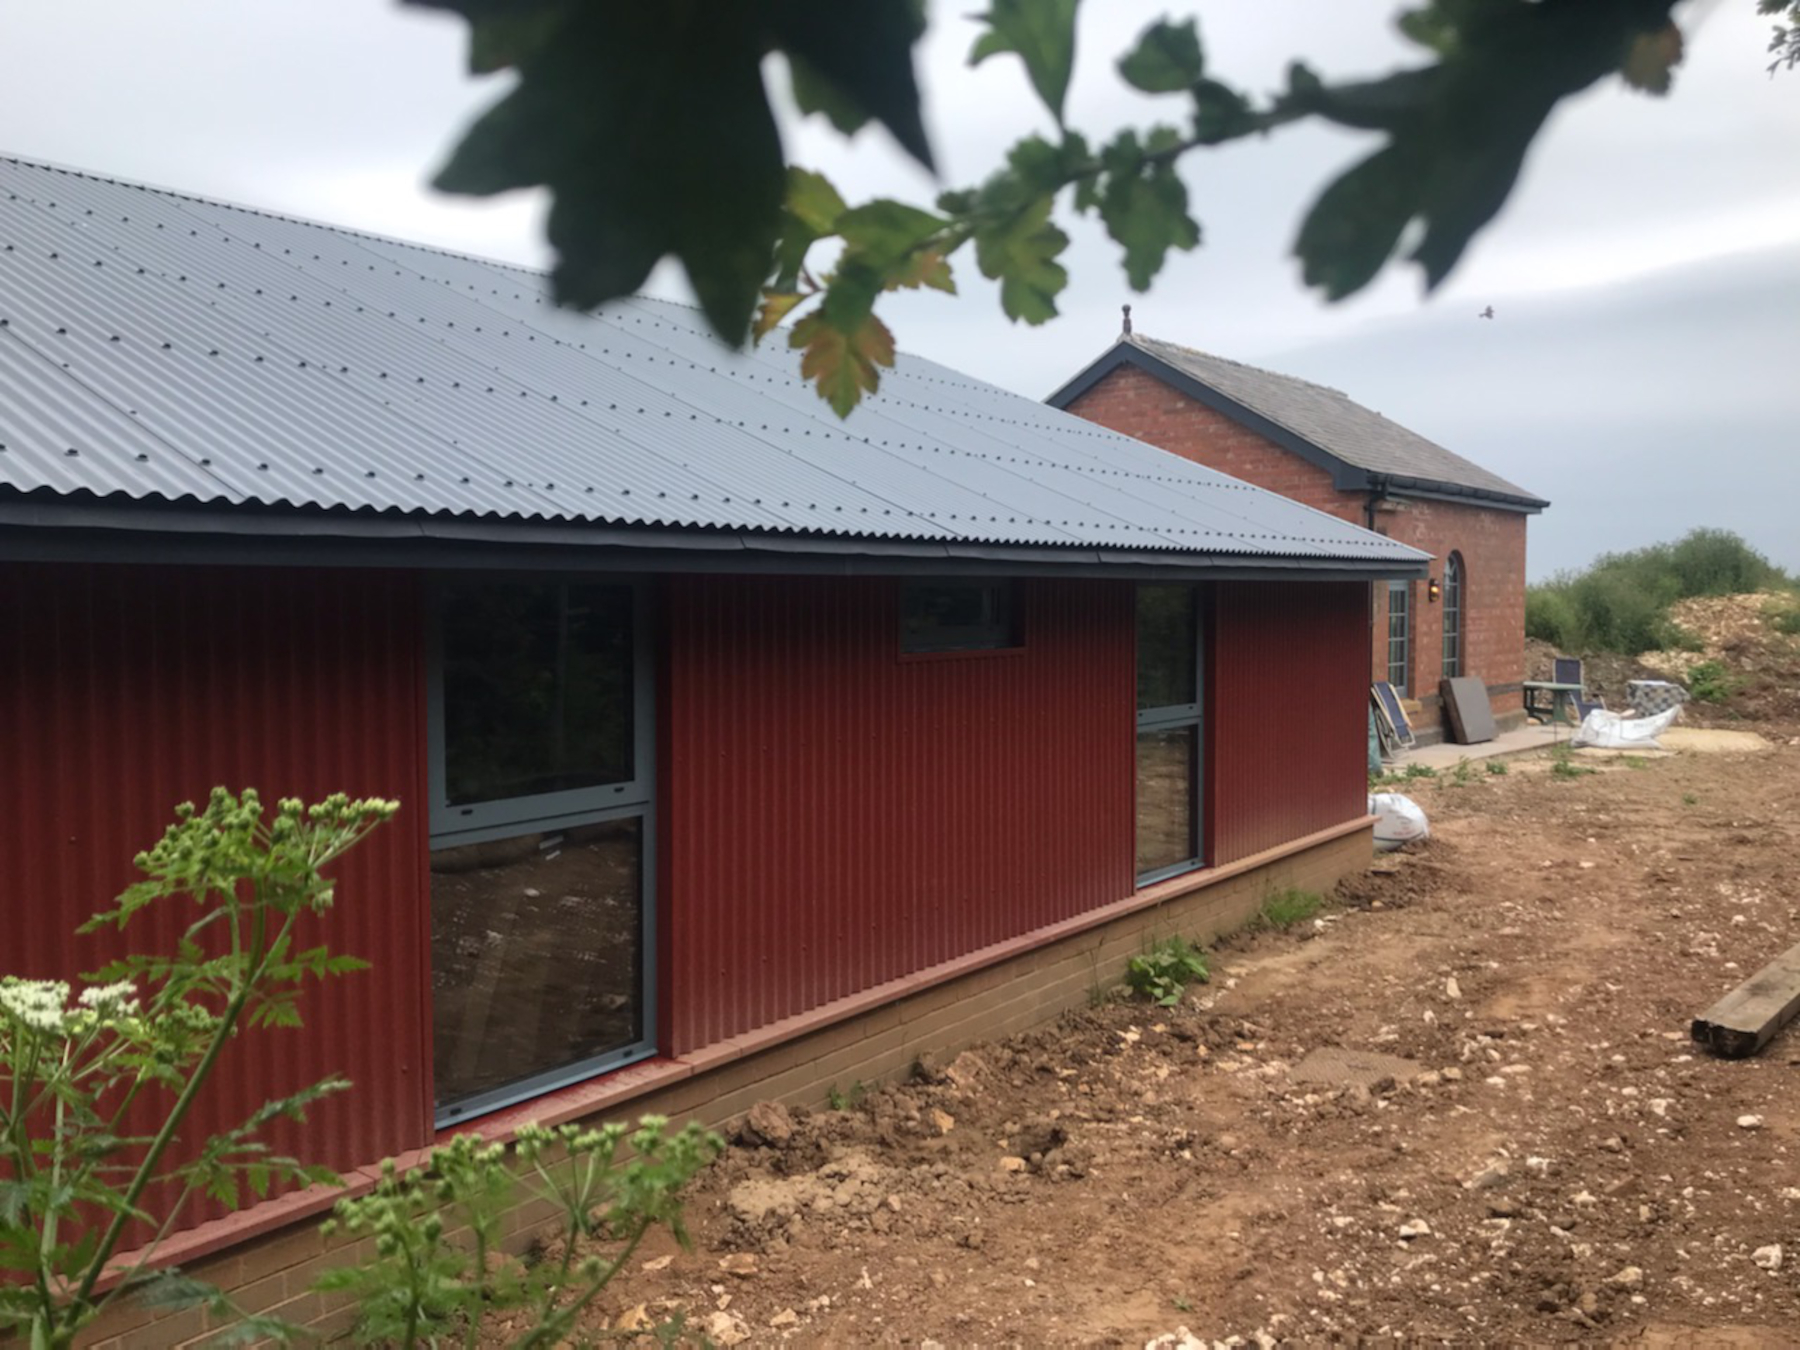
[1692,941,1800,1058]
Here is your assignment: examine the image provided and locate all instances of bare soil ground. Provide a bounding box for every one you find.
[501,727,1800,1347]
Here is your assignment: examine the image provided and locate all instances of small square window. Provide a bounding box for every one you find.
[900,580,1020,653]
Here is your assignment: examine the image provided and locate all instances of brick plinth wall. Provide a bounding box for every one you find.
[81,823,1372,1348]
[1064,365,1532,741]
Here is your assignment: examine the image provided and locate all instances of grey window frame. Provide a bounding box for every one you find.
[426,575,657,1127]
[1442,552,1464,680]
[1386,580,1411,697]
[1136,584,1204,887]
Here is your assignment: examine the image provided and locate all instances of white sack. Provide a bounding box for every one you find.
[1570,704,1681,750]
[1368,792,1429,852]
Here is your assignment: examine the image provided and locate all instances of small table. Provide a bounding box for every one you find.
[1522,680,1583,725]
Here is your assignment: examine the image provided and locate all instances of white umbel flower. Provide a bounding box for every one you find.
[0,978,72,1032]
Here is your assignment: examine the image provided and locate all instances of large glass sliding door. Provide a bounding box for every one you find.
[427,579,654,1125]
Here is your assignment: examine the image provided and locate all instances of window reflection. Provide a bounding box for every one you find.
[431,817,642,1107]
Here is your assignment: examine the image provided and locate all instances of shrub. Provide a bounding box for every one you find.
[318,1117,723,1347]
[1686,659,1739,704]
[0,789,396,1350]
[1526,528,1788,656]
[1125,937,1210,1007]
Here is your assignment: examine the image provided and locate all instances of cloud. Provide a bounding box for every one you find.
[1269,242,1800,578]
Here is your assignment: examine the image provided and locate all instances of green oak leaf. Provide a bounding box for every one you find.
[972,196,1070,324]
[771,0,934,167]
[432,5,784,344]
[1097,133,1201,290]
[836,200,948,270]
[970,0,1081,124]
[1118,18,1204,94]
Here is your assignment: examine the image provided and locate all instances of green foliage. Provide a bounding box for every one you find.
[414,0,1743,415]
[1526,528,1788,655]
[826,1081,868,1112]
[1549,746,1596,779]
[1125,937,1209,1007]
[1685,659,1740,704]
[1118,19,1205,94]
[1485,759,1509,776]
[970,0,1080,123]
[1450,756,1476,785]
[1257,888,1324,931]
[318,1117,723,1348]
[0,789,395,1350]
[1369,760,1439,788]
[1683,792,1700,806]
[1622,755,1650,770]
[1764,0,1800,73]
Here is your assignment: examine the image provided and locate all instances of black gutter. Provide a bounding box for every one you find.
[0,500,1428,583]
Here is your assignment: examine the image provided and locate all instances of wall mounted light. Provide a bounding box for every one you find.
[1427,577,1442,603]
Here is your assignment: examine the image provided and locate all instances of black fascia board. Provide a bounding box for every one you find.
[0,497,1428,583]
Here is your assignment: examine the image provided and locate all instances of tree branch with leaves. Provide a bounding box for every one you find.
[413,0,1754,414]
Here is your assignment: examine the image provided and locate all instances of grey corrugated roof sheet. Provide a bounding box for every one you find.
[0,155,1427,566]
[1055,333,1546,510]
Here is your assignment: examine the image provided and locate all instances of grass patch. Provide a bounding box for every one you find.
[1370,762,1439,788]
[1485,759,1509,776]
[1526,528,1791,655]
[1125,936,1210,1008]
[1548,744,1596,780]
[1257,887,1325,931]
[1450,757,1477,785]
[1683,792,1699,807]
[1768,599,1800,637]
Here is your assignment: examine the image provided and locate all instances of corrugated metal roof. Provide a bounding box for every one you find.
[0,155,1427,565]
[1051,333,1548,509]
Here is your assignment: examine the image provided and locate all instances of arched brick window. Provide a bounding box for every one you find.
[1442,552,1465,680]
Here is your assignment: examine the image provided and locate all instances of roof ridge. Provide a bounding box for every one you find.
[1129,331,1348,399]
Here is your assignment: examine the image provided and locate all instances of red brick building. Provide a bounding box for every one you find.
[1050,334,1549,742]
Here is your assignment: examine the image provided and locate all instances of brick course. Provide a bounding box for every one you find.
[1066,366,1530,739]
[82,824,1371,1348]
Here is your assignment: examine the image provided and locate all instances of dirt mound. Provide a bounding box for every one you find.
[1639,592,1800,725]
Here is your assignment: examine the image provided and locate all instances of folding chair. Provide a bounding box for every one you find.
[1552,656,1605,721]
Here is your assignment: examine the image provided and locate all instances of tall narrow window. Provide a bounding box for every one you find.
[1386,581,1411,697]
[1136,584,1202,884]
[428,579,654,1124]
[1442,552,1465,680]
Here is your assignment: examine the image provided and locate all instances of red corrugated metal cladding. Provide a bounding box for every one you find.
[1,562,433,1219]
[661,575,1137,1054]
[1209,580,1369,864]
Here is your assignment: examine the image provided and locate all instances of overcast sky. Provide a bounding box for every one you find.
[3,1,1794,577]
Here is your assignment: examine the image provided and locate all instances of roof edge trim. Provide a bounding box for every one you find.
[0,499,1430,581]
